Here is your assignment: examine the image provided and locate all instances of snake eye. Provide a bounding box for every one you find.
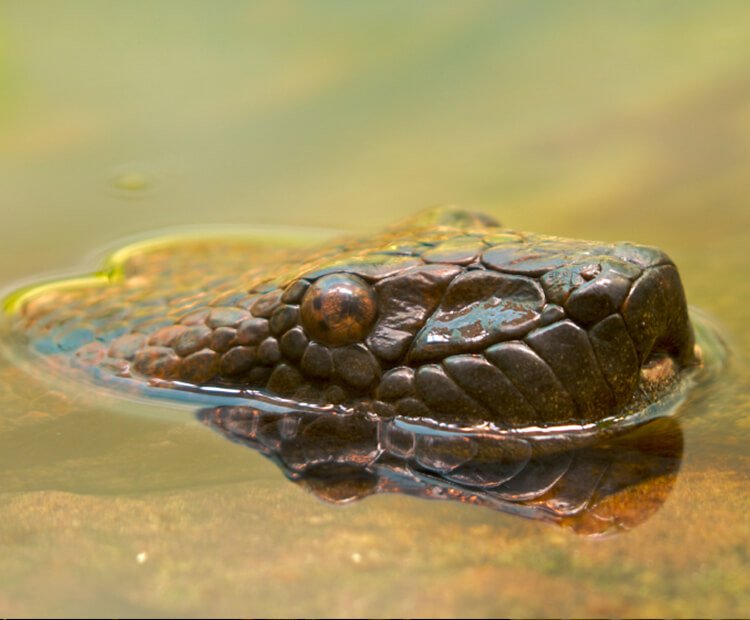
[300,274,377,346]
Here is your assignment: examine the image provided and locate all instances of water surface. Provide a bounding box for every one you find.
[0,2,749,617]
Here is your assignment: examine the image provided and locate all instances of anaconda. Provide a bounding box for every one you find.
[0,207,716,531]
[5,207,699,426]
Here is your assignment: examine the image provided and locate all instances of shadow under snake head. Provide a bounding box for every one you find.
[10,207,699,433]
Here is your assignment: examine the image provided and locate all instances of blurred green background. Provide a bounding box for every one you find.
[1,1,749,617]
[2,1,749,283]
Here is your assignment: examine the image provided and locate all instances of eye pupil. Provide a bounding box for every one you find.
[300,274,377,346]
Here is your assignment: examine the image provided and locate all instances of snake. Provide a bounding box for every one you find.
[1,207,717,531]
[3,206,703,433]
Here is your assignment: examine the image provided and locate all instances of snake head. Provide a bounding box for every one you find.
[11,207,698,432]
[127,207,696,429]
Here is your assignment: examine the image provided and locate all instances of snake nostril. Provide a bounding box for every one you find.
[579,264,601,281]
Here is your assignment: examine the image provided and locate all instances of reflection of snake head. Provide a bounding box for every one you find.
[126,206,698,429]
[10,206,699,432]
[6,207,705,528]
[198,404,684,537]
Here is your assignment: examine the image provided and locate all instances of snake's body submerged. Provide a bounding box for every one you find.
[2,207,709,532]
[7,207,697,433]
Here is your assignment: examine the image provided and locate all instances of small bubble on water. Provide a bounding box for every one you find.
[108,163,158,198]
[136,551,148,564]
[350,552,362,564]
[114,171,149,191]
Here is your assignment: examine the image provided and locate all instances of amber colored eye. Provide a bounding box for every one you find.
[300,274,377,346]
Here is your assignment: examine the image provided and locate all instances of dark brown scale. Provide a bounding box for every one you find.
[539,304,565,326]
[366,265,460,362]
[279,327,308,361]
[173,324,212,357]
[367,400,396,418]
[332,344,381,391]
[236,317,270,346]
[257,338,281,366]
[563,258,637,326]
[269,305,299,336]
[267,363,304,396]
[621,268,669,363]
[251,291,283,318]
[482,244,572,277]
[324,385,348,405]
[375,367,416,401]
[655,265,695,365]
[540,264,588,306]
[206,307,250,329]
[281,279,310,304]
[442,354,536,426]
[180,348,220,384]
[613,242,670,269]
[565,270,631,325]
[485,341,577,424]
[409,270,545,362]
[300,342,333,379]
[588,314,640,405]
[414,364,489,424]
[209,327,237,353]
[525,320,615,422]
[622,265,694,365]
[220,345,258,377]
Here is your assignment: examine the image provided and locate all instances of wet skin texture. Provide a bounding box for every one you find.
[9,207,697,431]
[4,207,703,532]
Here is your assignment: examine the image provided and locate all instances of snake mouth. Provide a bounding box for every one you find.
[626,339,702,423]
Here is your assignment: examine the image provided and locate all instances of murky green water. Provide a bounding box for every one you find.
[1,1,749,616]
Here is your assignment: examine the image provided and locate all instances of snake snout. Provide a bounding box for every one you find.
[374,241,698,428]
[620,263,696,368]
